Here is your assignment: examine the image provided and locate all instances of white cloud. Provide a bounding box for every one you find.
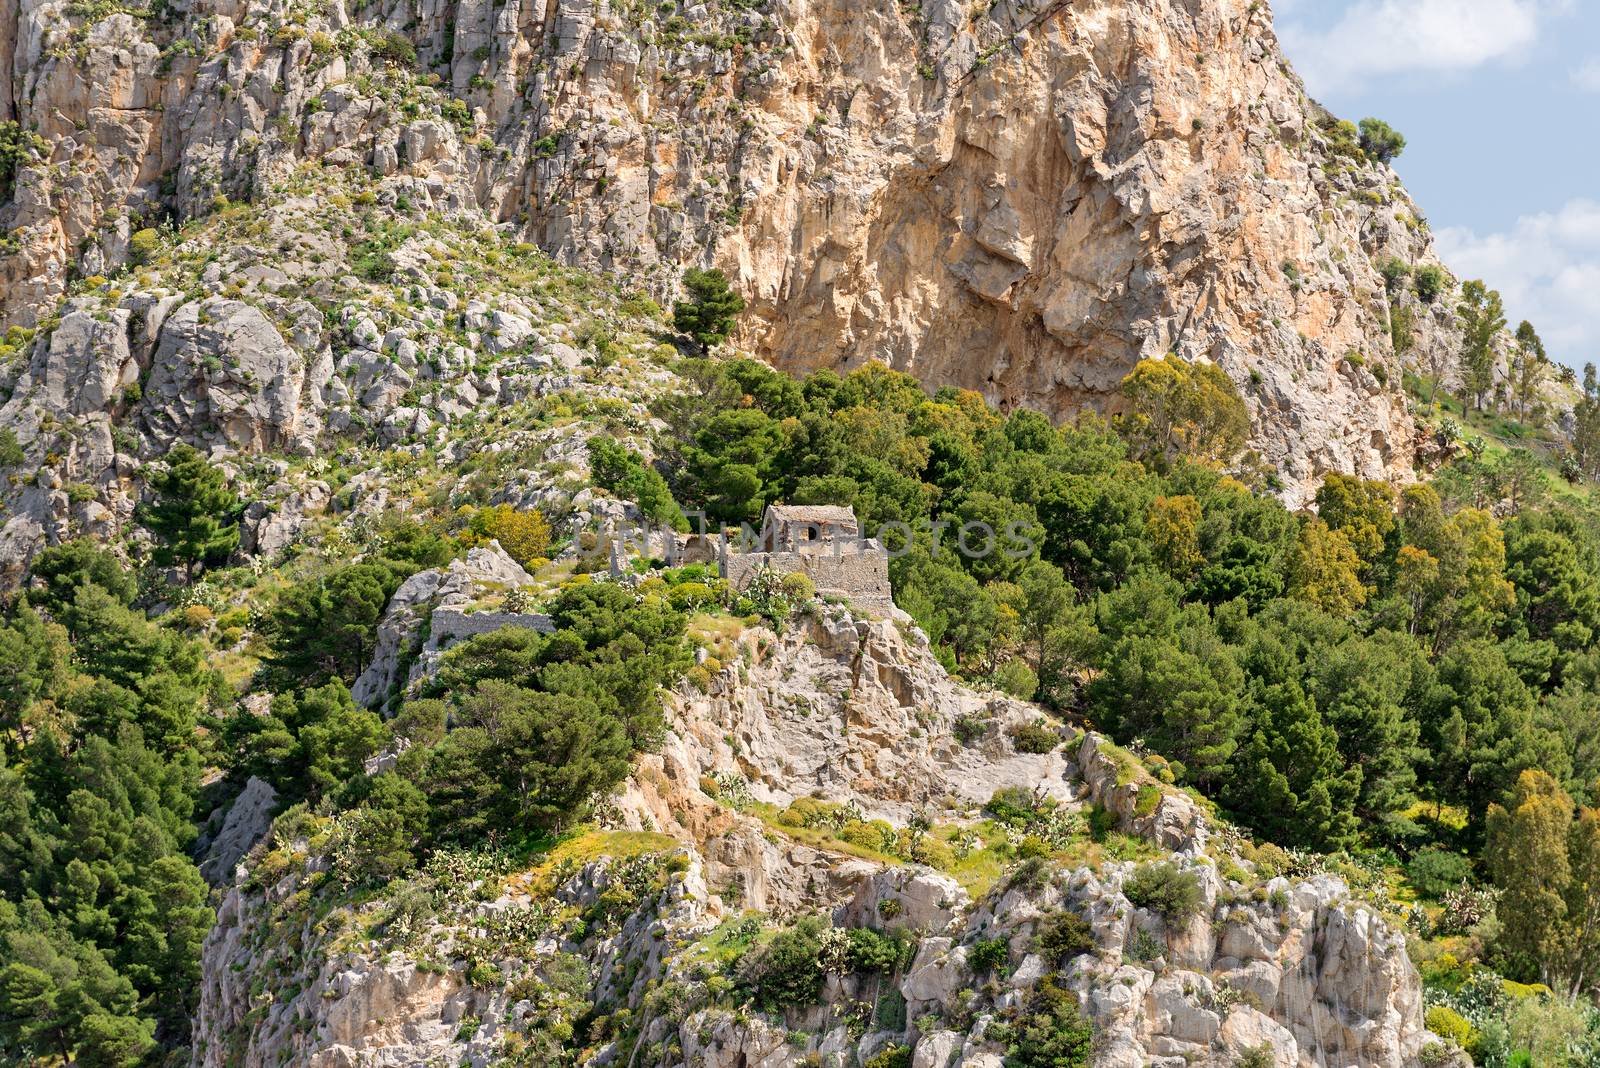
[1574,57,1600,92]
[1434,199,1600,367]
[1280,0,1565,95]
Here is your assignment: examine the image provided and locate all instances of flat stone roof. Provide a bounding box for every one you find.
[766,504,859,525]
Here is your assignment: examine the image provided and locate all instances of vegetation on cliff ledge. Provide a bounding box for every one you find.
[5,326,1600,1063]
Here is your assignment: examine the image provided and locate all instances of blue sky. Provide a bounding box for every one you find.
[1274,0,1600,368]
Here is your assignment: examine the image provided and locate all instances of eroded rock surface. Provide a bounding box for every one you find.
[193,605,1432,1068]
[196,775,279,887]
[3,0,1506,506]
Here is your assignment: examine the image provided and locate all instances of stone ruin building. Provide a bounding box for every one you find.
[605,504,894,611]
[721,505,893,610]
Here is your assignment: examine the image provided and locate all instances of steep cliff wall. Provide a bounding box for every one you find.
[0,0,1475,502]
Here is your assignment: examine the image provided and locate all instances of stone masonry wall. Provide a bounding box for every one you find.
[724,547,894,610]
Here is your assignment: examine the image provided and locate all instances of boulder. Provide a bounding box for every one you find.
[142,299,317,454]
[837,868,967,934]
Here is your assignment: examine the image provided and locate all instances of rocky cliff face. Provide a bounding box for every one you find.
[3,0,1484,505]
[0,3,1514,1063]
[190,602,1430,1068]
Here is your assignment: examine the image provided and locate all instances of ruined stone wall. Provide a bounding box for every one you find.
[724,547,894,610]
[428,607,555,645]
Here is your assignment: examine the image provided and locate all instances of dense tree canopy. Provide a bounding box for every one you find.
[1116,354,1251,469]
[1486,771,1600,996]
[658,354,1600,862]
[0,557,212,1066]
[261,558,414,687]
[0,511,703,1063]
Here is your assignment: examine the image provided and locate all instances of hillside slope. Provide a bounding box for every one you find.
[0,179,1456,1066]
[0,0,1485,506]
[1,3,1576,1067]
[191,600,1427,1068]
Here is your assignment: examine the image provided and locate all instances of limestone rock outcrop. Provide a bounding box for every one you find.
[655,605,1082,822]
[3,0,1503,505]
[196,775,279,886]
[0,190,673,574]
[192,605,1432,1068]
[140,298,321,455]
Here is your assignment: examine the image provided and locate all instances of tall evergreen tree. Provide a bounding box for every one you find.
[26,540,135,623]
[1093,627,1243,790]
[1357,117,1407,163]
[672,268,746,354]
[1511,320,1547,423]
[1484,771,1600,995]
[1315,631,1430,820]
[1230,680,1361,851]
[136,444,241,578]
[263,560,411,687]
[1425,640,1568,827]
[0,609,70,759]
[0,906,149,1067]
[1457,280,1506,413]
[1575,364,1600,480]
[1505,519,1600,663]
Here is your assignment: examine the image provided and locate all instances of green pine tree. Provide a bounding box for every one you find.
[673,268,746,354]
[136,444,242,578]
[263,560,410,687]
[1357,117,1406,164]
[587,438,687,530]
[1231,680,1361,850]
[1457,280,1506,413]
